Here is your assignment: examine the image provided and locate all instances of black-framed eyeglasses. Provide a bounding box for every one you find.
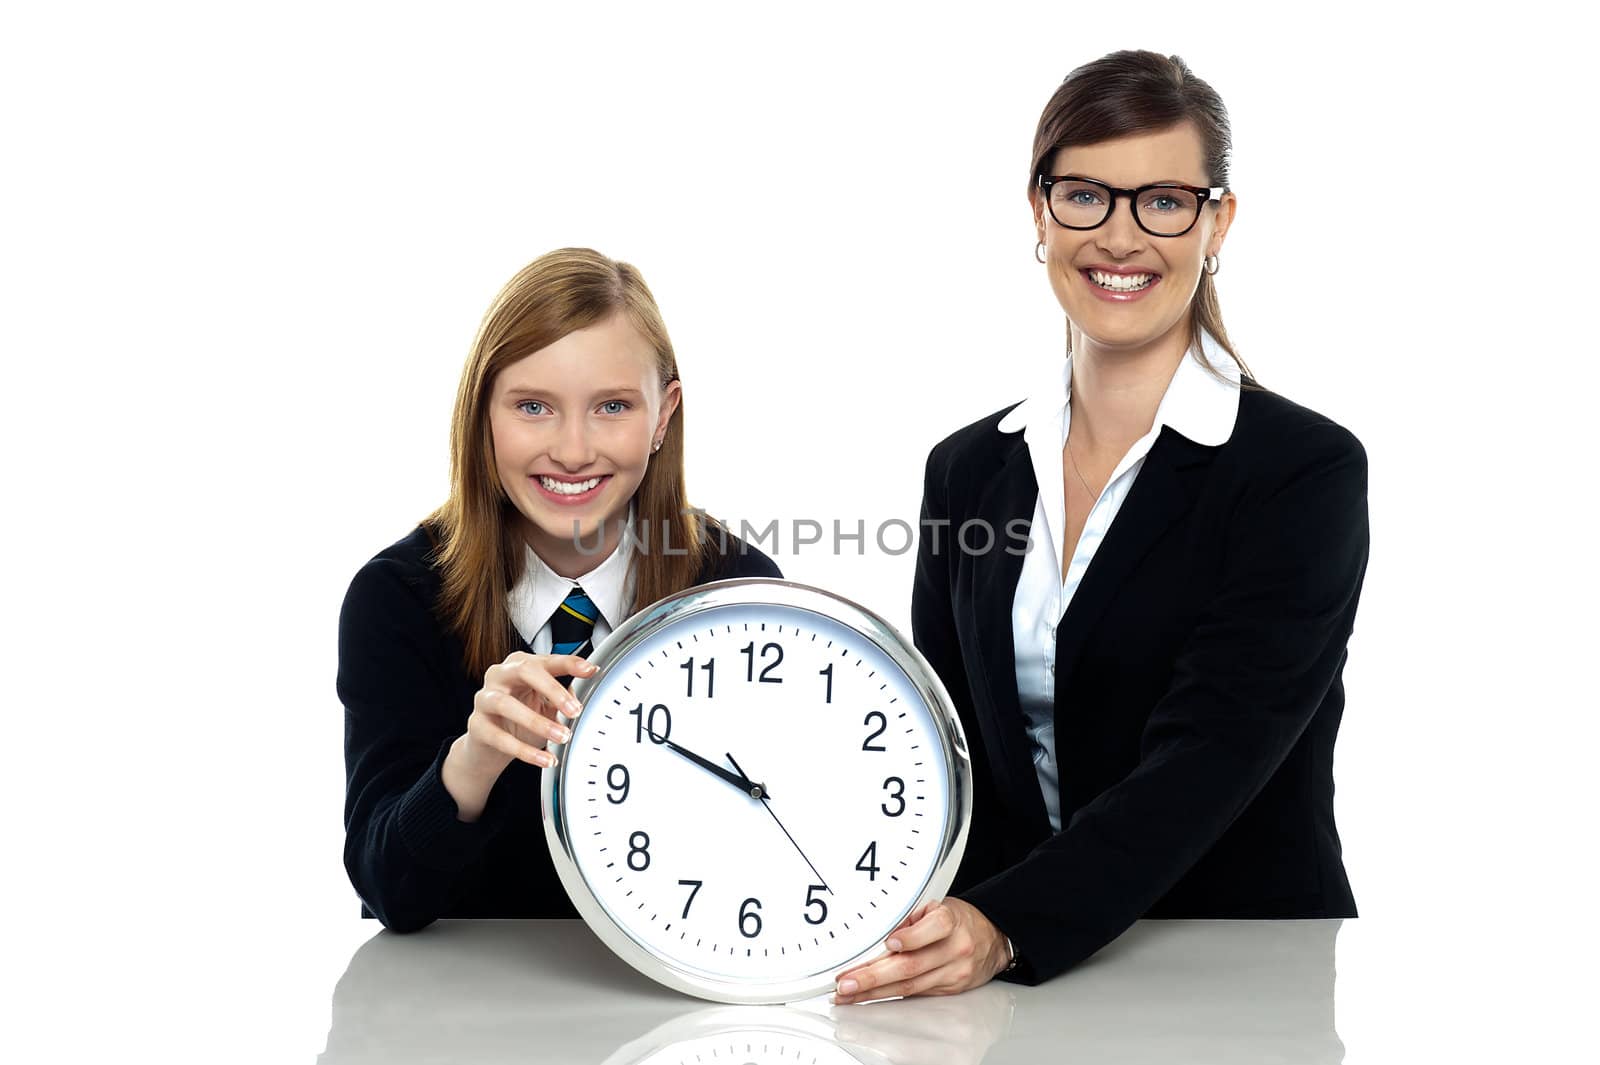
[1036,175,1227,237]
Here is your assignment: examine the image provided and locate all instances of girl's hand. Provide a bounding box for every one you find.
[832,898,1011,1005]
[462,650,595,771]
[443,651,595,820]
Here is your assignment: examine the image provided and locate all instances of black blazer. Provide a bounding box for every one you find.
[340,518,781,932]
[913,382,1368,984]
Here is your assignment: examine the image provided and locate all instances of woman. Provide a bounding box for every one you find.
[339,248,780,932]
[835,51,1368,1002]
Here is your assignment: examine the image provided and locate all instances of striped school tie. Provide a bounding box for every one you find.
[548,585,598,685]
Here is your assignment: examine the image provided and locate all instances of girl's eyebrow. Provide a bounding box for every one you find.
[502,385,647,401]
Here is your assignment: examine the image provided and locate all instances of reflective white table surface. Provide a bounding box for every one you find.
[316,918,1343,1063]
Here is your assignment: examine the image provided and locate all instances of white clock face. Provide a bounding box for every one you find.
[549,592,962,1000]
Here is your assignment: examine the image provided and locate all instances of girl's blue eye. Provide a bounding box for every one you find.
[517,400,546,416]
[600,400,629,415]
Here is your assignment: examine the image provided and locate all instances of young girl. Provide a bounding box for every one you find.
[339,248,780,932]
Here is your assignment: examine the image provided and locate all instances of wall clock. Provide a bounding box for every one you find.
[542,578,973,1004]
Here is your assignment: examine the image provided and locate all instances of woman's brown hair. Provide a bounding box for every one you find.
[1030,49,1255,383]
[425,248,715,677]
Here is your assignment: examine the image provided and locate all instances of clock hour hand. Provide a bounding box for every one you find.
[727,753,831,894]
[648,731,768,799]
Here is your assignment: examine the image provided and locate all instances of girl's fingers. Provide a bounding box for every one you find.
[543,653,599,680]
[474,688,572,744]
[512,660,584,719]
[468,711,557,767]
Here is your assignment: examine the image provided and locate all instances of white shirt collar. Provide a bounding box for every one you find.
[996,327,1242,446]
[995,329,1242,586]
[506,508,637,646]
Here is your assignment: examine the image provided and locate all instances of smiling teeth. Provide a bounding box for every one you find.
[1089,270,1155,291]
[539,475,602,495]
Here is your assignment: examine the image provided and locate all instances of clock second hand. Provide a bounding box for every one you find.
[726,753,833,895]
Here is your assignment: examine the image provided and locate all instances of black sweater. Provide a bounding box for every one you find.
[339,522,782,932]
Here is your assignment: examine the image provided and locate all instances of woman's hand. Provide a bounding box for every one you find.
[832,898,1010,1005]
[442,650,596,821]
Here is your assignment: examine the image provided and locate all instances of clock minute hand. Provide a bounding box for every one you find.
[648,731,768,799]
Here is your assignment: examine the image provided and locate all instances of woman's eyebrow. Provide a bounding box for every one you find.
[1065,172,1202,186]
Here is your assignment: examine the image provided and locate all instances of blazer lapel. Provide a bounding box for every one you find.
[964,438,1054,838]
[1053,427,1217,692]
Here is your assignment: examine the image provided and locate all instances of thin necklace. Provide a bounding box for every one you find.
[1065,437,1097,501]
[1065,397,1097,501]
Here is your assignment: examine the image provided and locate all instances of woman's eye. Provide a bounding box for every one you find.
[517,400,547,416]
[1067,190,1102,206]
[1149,196,1180,212]
[600,400,629,415]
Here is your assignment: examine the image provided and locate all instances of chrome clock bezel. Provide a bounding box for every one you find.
[540,578,973,1004]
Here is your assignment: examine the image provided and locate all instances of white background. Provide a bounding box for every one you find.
[3,1,1594,1060]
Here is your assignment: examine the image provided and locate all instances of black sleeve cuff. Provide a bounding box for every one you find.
[395,737,517,871]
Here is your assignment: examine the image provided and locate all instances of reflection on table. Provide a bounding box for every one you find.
[318,918,1342,1064]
